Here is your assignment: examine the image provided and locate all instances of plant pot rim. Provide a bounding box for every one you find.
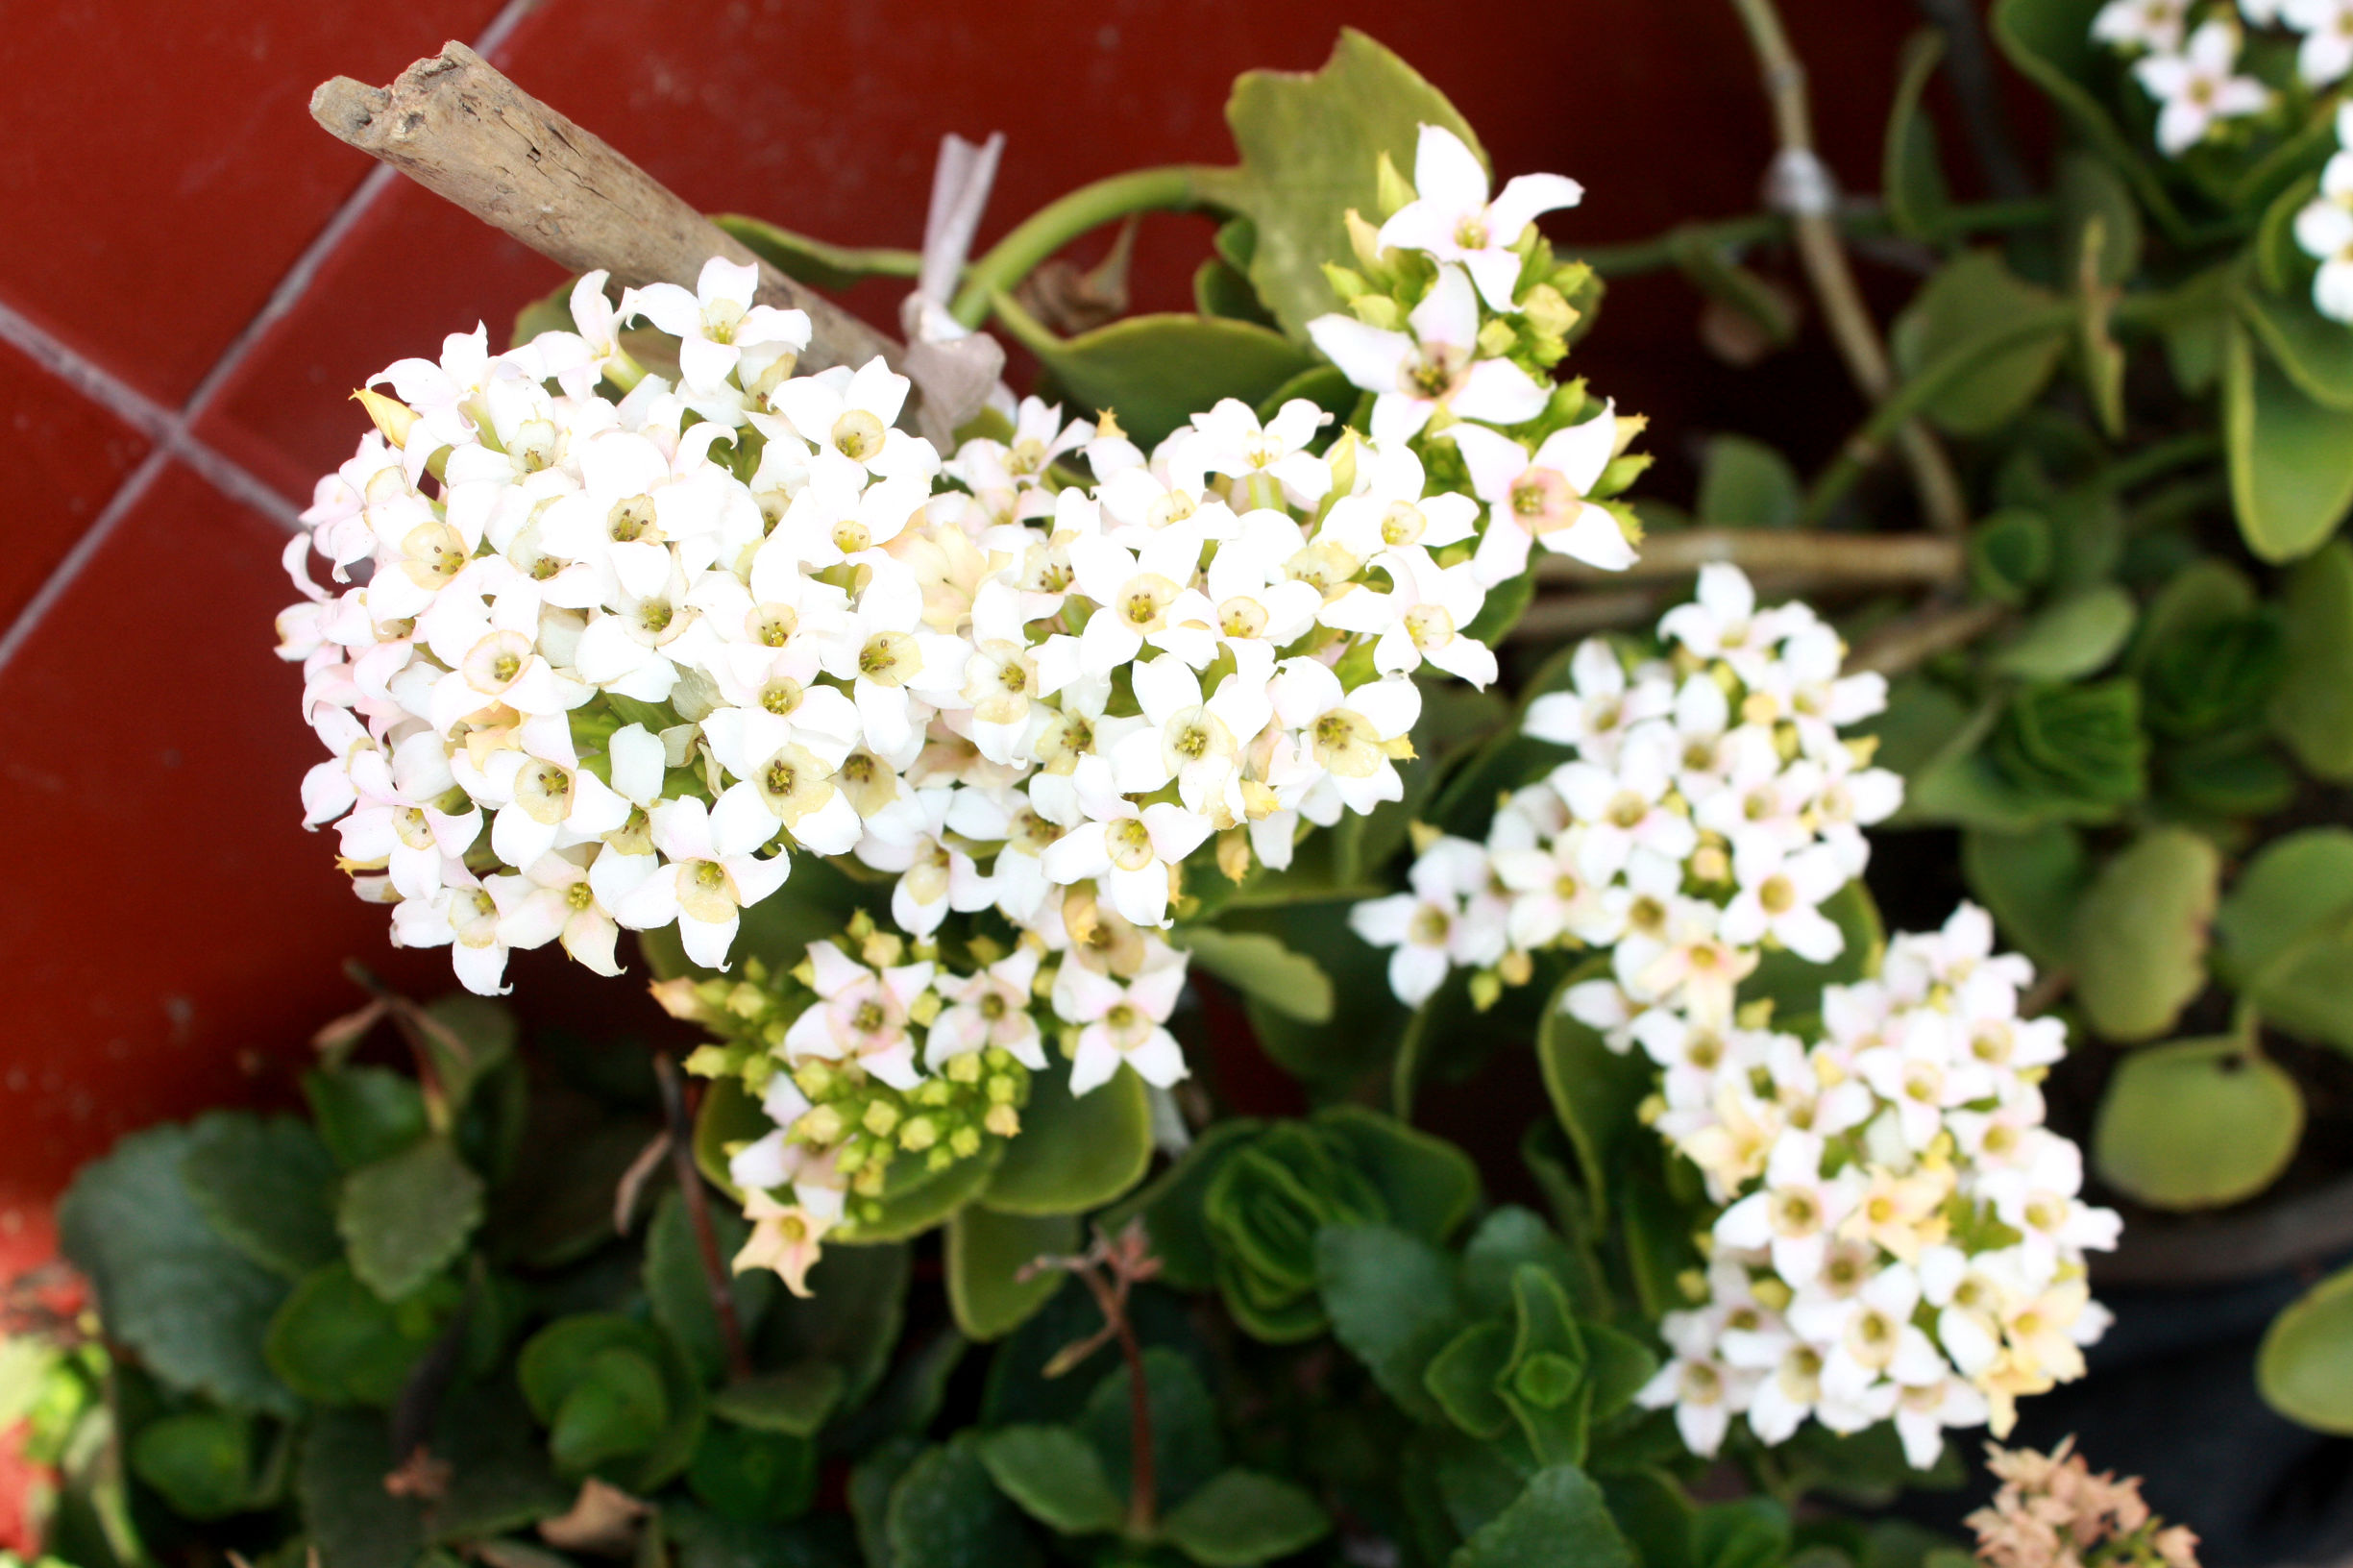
[2091,1166,2353,1288]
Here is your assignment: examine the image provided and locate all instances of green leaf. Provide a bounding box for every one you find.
[1500,1267,1591,1467]
[1975,680,2147,825]
[2093,1037,2303,1209]
[2213,827,2353,1053]
[1968,509,2053,606]
[1097,1119,1262,1292]
[2225,318,2353,563]
[129,1409,261,1520]
[1161,1469,1332,1566]
[980,1052,1152,1216]
[337,1134,485,1302]
[417,992,517,1115]
[714,212,921,292]
[58,1123,297,1416]
[1962,824,2089,970]
[1890,253,2067,435]
[1450,1464,1635,1568]
[1536,966,1655,1224]
[2272,539,2353,779]
[550,1346,671,1473]
[1316,1223,1462,1423]
[1174,927,1335,1023]
[1196,257,1279,327]
[757,1239,910,1410]
[428,1381,573,1544]
[1205,1123,1386,1342]
[1216,900,1412,1091]
[711,1364,846,1437]
[1882,31,1950,243]
[180,1111,341,1281]
[1460,1205,1607,1321]
[1202,29,1485,340]
[648,1188,775,1385]
[687,1421,818,1526]
[2071,827,2218,1042]
[1990,586,2135,680]
[1991,0,2184,237]
[2057,150,2141,290]
[1314,1105,1481,1243]
[305,1066,429,1171]
[519,1313,704,1491]
[945,1208,1076,1341]
[299,1409,426,1568]
[265,1261,453,1407]
[1695,436,1800,529]
[1581,1324,1659,1422]
[2258,1263,2353,1433]
[1080,1348,1225,1511]
[1425,1323,1516,1439]
[993,296,1317,451]
[2239,283,2353,411]
[843,1144,1006,1243]
[887,1437,1043,1568]
[974,1425,1124,1535]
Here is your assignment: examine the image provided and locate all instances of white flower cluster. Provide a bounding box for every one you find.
[1350,566,2114,1469]
[1634,904,2120,1471]
[1350,564,1900,1011]
[2093,4,2273,155]
[2293,103,2353,321]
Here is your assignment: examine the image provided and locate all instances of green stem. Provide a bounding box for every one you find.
[949,166,1209,328]
[2105,429,2222,493]
[1579,197,2054,278]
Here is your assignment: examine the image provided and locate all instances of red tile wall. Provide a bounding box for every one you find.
[1,0,1999,1237]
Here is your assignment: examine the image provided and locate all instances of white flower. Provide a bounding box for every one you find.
[1313,440,1480,559]
[2295,197,2353,322]
[1108,650,1275,819]
[1717,843,1848,963]
[926,948,1047,1069]
[1447,408,1631,584]
[1053,945,1190,1093]
[1714,1132,1863,1286]
[1523,640,1669,764]
[488,845,652,976]
[2092,0,2188,53]
[1636,1313,1756,1458]
[767,357,935,486]
[610,796,793,968]
[1377,123,1584,311]
[1187,397,1334,508]
[1307,265,1551,443]
[781,942,933,1090]
[1268,662,1423,816]
[2134,22,2270,156]
[1317,547,1496,685]
[1065,526,1218,681]
[1039,787,1212,929]
[624,257,810,398]
[1549,728,1697,884]
[1350,836,1504,1003]
[2286,0,2353,85]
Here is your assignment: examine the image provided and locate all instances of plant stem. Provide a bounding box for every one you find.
[1578,198,2052,278]
[949,166,1206,329]
[1728,0,1972,535]
[1850,599,2010,675]
[1073,1262,1156,1536]
[1912,0,2034,200]
[653,1053,754,1383]
[1534,527,1964,587]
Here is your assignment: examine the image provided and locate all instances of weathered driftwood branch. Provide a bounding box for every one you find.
[309,42,934,424]
[1533,527,1963,588]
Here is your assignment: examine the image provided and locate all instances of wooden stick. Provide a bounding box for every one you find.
[309,42,929,422]
[1533,527,1963,588]
[1849,599,2006,675]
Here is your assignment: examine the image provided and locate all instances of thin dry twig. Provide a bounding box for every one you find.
[1021,1221,1164,1534]
[1849,599,2008,675]
[652,1053,753,1383]
[1727,0,1970,535]
[1533,527,1963,587]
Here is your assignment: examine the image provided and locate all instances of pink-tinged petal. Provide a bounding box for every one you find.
[790,792,864,856]
[711,782,782,856]
[1349,893,1419,946]
[1307,315,1413,395]
[737,304,812,351]
[1450,358,1551,429]
[562,910,624,975]
[1408,265,1481,352]
[1444,423,1532,502]
[1412,122,1491,211]
[1470,511,1534,587]
[612,869,683,932]
[1532,406,1618,493]
[588,845,657,907]
[729,849,793,907]
[1540,503,1636,572]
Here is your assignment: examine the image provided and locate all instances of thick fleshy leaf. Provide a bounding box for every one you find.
[59,1123,298,1416]
[264,1262,454,1408]
[1080,1348,1226,1512]
[2070,828,2218,1043]
[714,212,921,292]
[181,1111,341,1282]
[1890,252,2066,435]
[2271,541,2353,780]
[1175,927,1334,1023]
[646,1188,775,1384]
[993,299,1318,451]
[1160,1469,1332,1566]
[2094,1038,2303,1210]
[887,1436,1043,1568]
[304,1066,429,1171]
[1451,1464,1635,1568]
[1695,435,1800,528]
[1536,964,1654,1223]
[1425,1322,1516,1439]
[2058,151,2141,290]
[2258,1264,2353,1433]
[299,1410,426,1568]
[758,1240,911,1410]
[710,1364,846,1438]
[1991,0,2183,235]
[337,1134,485,1302]
[1198,29,1485,340]
[2213,828,2353,1053]
[945,1207,1076,1341]
[1097,1119,1264,1292]
[1882,31,1950,242]
[1962,824,2089,971]
[1315,1105,1482,1243]
[2225,320,2353,563]
[686,1422,818,1526]
[980,1054,1152,1216]
[975,1425,1124,1536]
[1990,586,2135,680]
[2240,285,2353,411]
[129,1409,265,1521]
[1315,1223,1461,1423]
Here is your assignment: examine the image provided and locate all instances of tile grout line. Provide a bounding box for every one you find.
[0,0,550,679]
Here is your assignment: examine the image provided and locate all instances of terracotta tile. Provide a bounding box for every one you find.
[0,0,509,405]
[0,337,151,625]
[0,462,685,1201]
